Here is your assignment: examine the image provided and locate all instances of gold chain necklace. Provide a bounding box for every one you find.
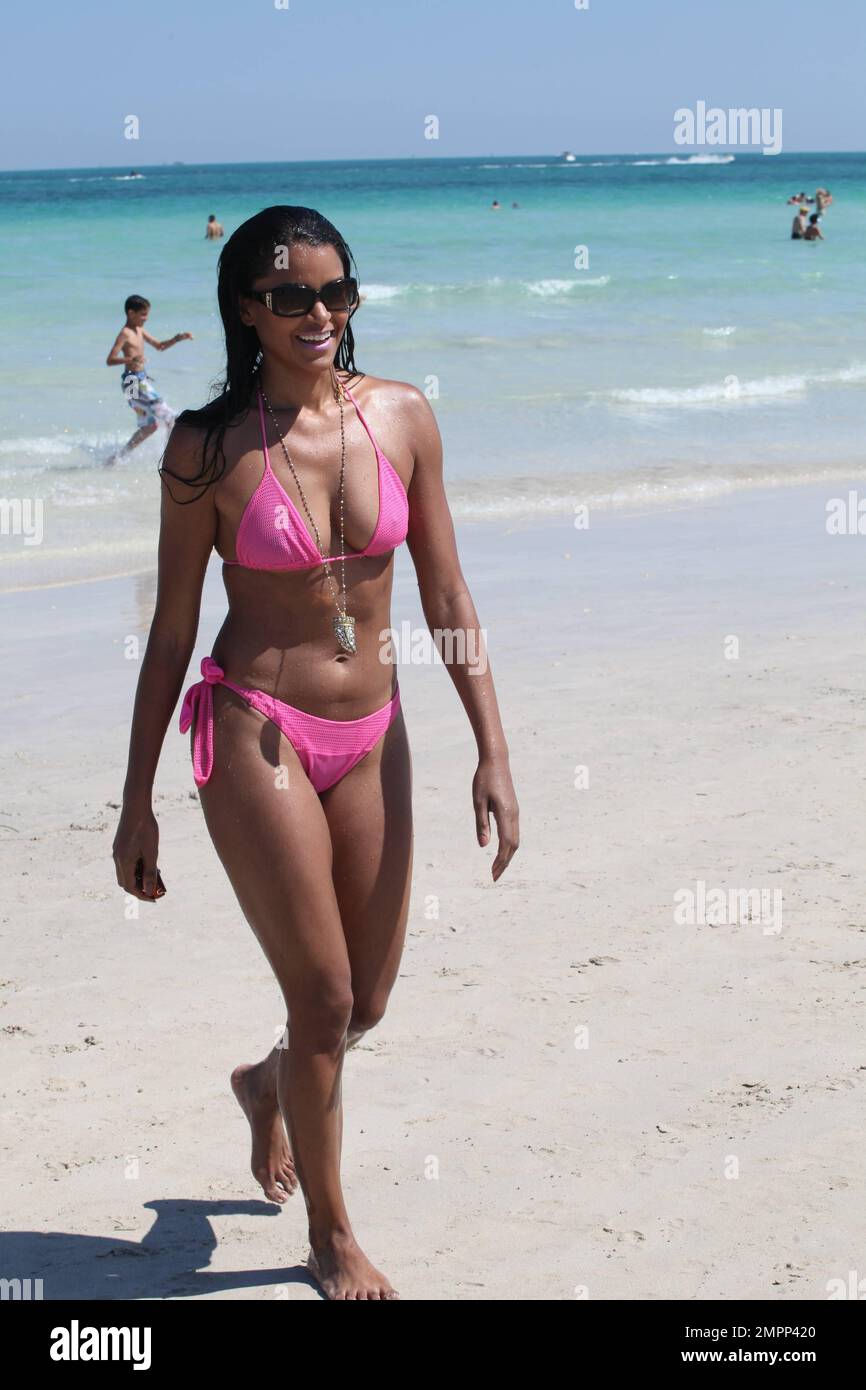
[259,369,356,655]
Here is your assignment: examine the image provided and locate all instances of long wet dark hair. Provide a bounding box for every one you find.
[159,205,363,500]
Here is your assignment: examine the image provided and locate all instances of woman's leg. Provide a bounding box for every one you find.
[320,707,413,1168]
[229,1042,296,1203]
[323,705,413,1047]
[245,706,413,1168]
[197,685,398,1298]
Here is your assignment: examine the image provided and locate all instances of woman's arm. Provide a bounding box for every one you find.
[402,386,519,881]
[112,423,216,899]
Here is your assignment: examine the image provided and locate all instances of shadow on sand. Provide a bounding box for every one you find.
[1,1198,322,1300]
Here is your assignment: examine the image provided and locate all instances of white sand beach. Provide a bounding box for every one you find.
[2,481,865,1300]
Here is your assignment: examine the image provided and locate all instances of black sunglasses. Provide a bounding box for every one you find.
[244,277,359,318]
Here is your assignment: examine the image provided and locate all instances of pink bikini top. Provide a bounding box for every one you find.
[223,383,409,571]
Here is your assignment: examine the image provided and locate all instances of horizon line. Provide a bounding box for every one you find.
[1,149,864,176]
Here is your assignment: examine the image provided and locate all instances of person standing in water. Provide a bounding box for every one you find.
[791,206,809,239]
[111,205,519,1299]
[804,213,825,241]
[105,295,193,464]
[206,214,225,239]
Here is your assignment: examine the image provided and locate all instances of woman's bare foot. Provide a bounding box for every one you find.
[230,1060,298,1203]
[307,1230,399,1300]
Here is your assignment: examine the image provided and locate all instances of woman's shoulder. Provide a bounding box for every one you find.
[175,394,253,435]
[337,369,429,417]
[159,398,252,494]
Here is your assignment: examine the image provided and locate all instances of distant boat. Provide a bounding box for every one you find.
[561,151,577,162]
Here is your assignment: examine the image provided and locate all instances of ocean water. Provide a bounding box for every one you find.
[1,153,864,588]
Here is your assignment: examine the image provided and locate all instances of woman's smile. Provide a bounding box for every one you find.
[296,328,334,352]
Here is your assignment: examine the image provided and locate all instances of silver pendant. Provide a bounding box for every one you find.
[334,612,356,654]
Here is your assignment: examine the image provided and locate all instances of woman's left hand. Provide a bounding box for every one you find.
[472,756,520,881]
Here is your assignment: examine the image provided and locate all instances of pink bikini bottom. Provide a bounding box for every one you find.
[179,656,401,793]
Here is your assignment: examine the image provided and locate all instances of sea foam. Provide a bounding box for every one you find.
[607,363,866,406]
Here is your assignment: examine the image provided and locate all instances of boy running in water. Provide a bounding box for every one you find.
[105,295,192,463]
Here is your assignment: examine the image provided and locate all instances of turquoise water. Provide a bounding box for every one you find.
[1,153,864,586]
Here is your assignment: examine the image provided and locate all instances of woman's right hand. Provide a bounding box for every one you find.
[113,802,165,901]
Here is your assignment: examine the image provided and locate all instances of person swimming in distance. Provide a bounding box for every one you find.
[206,214,224,239]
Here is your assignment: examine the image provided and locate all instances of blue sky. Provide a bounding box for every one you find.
[2,0,864,169]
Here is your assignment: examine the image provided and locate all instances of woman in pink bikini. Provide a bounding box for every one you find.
[111,205,519,1300]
